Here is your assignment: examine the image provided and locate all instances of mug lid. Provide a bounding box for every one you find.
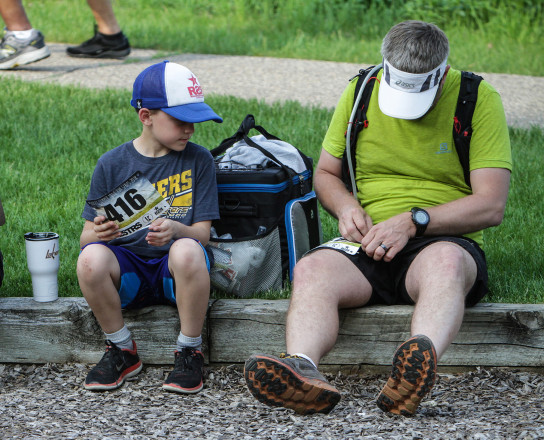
[24,232,59,241]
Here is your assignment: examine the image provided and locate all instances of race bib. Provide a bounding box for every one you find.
[86,172,170,238]
[315,237,361,255]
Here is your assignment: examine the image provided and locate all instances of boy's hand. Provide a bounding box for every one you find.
[146,217,176,247]
[93,215,121,242]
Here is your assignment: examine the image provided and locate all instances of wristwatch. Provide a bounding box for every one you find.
[411,207,430,237]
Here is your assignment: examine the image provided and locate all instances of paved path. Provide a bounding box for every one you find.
[1,43,543,128]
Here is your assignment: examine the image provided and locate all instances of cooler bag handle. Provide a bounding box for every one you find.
[211,114,313,179]
[211,114,280,157]
[211,115,297,191]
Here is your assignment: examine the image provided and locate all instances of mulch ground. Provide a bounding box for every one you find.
[1,363,543,439]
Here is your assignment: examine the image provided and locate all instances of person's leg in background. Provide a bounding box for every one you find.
[0,0,50,69]
[66,0,130,59]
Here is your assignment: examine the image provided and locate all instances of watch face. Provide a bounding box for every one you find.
[414,210,429,224]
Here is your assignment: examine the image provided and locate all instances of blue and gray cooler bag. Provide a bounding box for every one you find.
[209,115,322,297]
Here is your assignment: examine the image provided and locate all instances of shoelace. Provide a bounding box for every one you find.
[95,340,124,369]
[175,348,200,372]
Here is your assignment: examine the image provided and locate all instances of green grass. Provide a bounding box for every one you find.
[0,78,542,302]
[10,0,544,76]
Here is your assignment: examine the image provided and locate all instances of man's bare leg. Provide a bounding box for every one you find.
[245,249,373,414]
[377,241,477,415]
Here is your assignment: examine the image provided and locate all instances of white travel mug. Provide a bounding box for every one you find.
[24,232,59,302]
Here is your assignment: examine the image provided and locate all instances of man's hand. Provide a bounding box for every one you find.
[338,204,373,243]
[360,212,414,262]
[93,215,120,242]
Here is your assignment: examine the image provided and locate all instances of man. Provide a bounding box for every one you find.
[244,20,512,416]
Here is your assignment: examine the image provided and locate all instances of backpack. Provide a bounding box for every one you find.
[342,65,483,193]
[208,115,322,297]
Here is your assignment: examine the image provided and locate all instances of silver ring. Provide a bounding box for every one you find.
[380,243,389,252]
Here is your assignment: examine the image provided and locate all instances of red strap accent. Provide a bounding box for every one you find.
[453,116,461,134]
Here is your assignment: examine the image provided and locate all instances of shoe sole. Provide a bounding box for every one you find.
[244,355,341,415]
[376,335,437,416]
[66,48,131,59]
[162,381,203,394]
[0,46,50,70]
[84,361,143,391]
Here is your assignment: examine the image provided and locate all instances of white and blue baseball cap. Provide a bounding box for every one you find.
[131,61,223,123]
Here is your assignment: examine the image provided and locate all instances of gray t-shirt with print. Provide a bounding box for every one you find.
[82,140,219,259]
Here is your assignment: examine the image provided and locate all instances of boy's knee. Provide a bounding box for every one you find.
[169,238,206,271]
[77,244,116,280]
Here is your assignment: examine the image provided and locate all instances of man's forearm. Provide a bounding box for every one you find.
[314,169,360,220]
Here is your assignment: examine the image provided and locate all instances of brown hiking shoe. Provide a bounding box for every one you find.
[244,353,341,415]
[377,334,437,416]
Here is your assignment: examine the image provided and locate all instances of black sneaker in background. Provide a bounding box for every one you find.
[162,347,204,394]
[66,25,130,59]
[84,340,142,391]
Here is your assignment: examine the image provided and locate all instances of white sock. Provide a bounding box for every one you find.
[292,352,317,369]
[10,29,34,40]
[177,332,202,352]
[105,325,133,350]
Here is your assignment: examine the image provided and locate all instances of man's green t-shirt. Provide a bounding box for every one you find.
[322,68,512,247]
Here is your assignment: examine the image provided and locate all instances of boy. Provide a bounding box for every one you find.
[77,61,222,393]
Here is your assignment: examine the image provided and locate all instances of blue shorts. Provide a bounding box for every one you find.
[81,239,213,309]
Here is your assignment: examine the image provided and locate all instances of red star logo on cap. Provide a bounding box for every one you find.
[188,75,199,86]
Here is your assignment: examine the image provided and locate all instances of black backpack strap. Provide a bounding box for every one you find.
[341,65,382,193]
[453,71,483,188]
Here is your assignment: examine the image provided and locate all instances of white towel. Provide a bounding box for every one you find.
[217,135,307,173]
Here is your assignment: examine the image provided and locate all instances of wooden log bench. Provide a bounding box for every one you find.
[1,297,543,370]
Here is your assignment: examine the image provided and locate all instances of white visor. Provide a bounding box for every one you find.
[378,57,448,119]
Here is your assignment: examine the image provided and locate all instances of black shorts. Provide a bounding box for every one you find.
[313,236,488,307]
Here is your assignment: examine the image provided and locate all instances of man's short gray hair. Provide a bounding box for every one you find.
[381,20,449,73]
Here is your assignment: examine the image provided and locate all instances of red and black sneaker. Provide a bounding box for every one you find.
[84,340,142,391]
[162,347,205,394]
[377,334,437,416]
[244,353,341,415]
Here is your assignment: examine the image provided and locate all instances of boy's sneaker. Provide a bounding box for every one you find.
[162,347,205,394]
[377,334,437,416]
[0,28,50,70]
[66,25,130,59]
[84,340,142,391]
[244,353,341,415]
